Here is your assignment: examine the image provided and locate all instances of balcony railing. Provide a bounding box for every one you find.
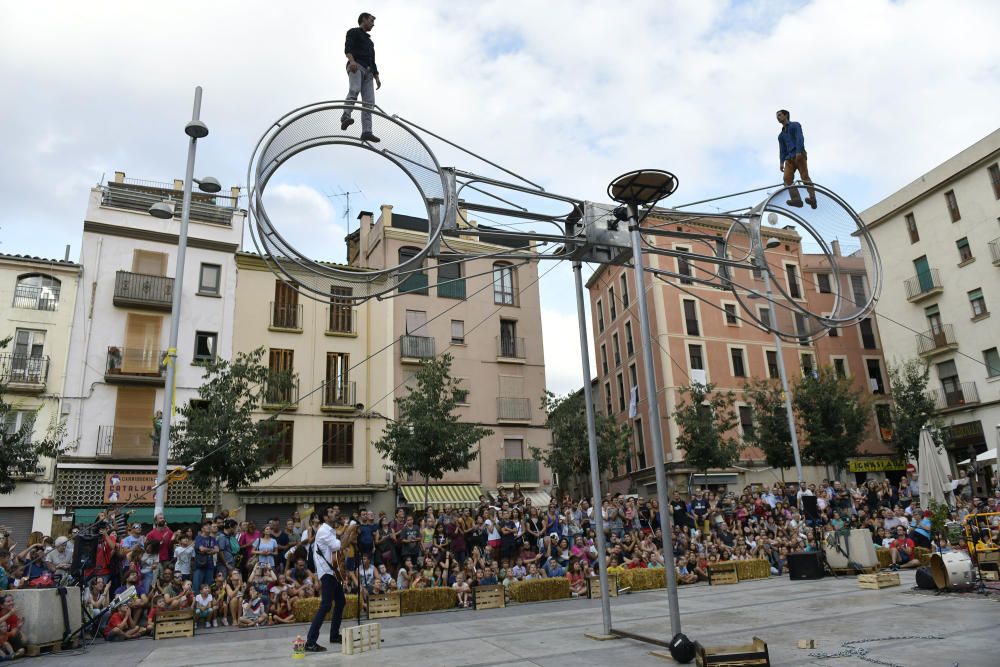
[12,284,59,311]
[263,377,300,408]
[105,347,165,384]
[0,354,49,390]
[322,380,357,409]
[916,324,958,356]
[327,306,356,334]
[102,181,238,226]
[437,279,466,299]
[903,269,943,302]
[401,335,435,359]
[497,336,526,359]
[496,458,539,484]
[96,424,160,458]
[935,382,980,410]
[497,397,531,421]
[270,302,303,330]
[990,237,1000,266]
[113,270,174,311]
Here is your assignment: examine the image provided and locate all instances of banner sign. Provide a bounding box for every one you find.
[847,458,907,473]
[104,473,160,504]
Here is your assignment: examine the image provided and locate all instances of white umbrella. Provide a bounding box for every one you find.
[957,448,997,466]
[918,427,949,508]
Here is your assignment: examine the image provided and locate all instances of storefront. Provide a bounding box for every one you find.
[237,489,383,526]
[848,457,908,485]
[948,420,991,495]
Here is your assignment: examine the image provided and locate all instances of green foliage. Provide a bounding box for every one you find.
[374,354,492,507]
[793,366,869,469]
[0,337,69,494]
[672,382,742,474]
[531,389,631,497]
[741,377,795,474]
[169,348,290,504]
[886,359,948,459]
[926,500,950,541]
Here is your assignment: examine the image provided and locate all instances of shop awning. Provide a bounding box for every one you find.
[522,490,552,508]
[399,484,483,508]
[72,507,203,526]
[240,493,372,505]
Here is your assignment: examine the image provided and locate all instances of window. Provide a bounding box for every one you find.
[730,347,746,377]
[723,303,738,326]
[785,264,801,299]
[329,286,353,333]
[322,422,354,466]
[2,410,34,446]
[829,321,839,337]
[616,373,626,412]
[325,352,350,405]
[751,260,762,281]
[399,247,428,295]
[450,320,465,344]
[936,360,962,405]
[604,382,613,416]
[267,348,294,403]
[405,309,428,336]
[499,319,519,358]
[905,213,919,243]
[816,273,832,294]
[629,363,638,396]
[801,352,816,377]
[766,351,779,379]
[677,247,693,284]
[600,344,609,376]
[794,313,810,346]
[13,274,60,311]
[683,299,699,336]
[874,404,892,441]
[688,344,704,371]
[833,358,847,378]
[454,384,470,405]
[503,438,524,459]
[436,254,465,299]
[596,299,605,333]
[944,189,961,222]
[956,237,973,263]
[624,321,635,357]
[272,281,300,329]
[738,406,754,442]
[968,288,988,317]
[263,421,293,466]
[758,307,771,329]
[634,418,646,469]
[989,163,1000,199]
[984,347,1000,378]
[850,275,867,308]
[198,263,221,295]
[620,274,630,307]
[859,318,877,349]
[866,358,885,394]
[193,331,217,363]
[612,333,621,366]
[11,330,45,383]
[609,286,617,321]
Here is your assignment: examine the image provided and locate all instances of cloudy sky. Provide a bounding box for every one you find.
[3,0,999,395]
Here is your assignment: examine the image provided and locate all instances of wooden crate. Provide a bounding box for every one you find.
[367,593,401,619]
[154,609,195,640]
[709,562,739,586]
[695,636,770,667]
[474,584,506,610]
[25,640,63,658]
[341,623,381,655]
[857,572,900,590]
[587,575,618,598]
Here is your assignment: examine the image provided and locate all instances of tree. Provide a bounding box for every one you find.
[742,377,795,479]
[531,389,631,498]
[169,347,292,513]
[672,382,742,478]
[793,366,870,472]
[886,359,948,459]
[0,339,69,494]
[374,354,492,509]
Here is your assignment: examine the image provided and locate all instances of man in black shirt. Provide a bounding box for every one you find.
[341,12,381,143]
[670,492,690,531]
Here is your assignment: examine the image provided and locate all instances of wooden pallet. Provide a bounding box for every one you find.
[858,572,900,590]
[831,565,879,576]
[587,575,618,598]
[709,562,739,586]
[695,636,770,667]
[367,593,401,619]
[154,609,195,640]
[474,584,506,610]
[341,623,381,655]
[25,640,64,658]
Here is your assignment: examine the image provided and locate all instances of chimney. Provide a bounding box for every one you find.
[174,179,183,191]
[380,204,394,228]
[113,171,125,183]
[356,210,374,268]
[831,240,841,257]
[230,186,241,202]
[64,245,71,261]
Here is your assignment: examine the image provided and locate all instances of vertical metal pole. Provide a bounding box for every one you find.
[628,209,681,637]
[155,86,203,515]
[572,261,612,635]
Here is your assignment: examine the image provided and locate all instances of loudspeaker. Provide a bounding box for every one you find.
[801,495,819,522]
[787,551,824,580]
[669,633,696,664]
[915,566,937,590]
[71,534,99,576]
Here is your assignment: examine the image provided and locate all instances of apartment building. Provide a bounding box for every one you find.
[228,252,396,521]
[55,172,242,531]
[347,205,552,507]
[860,128,1000,494]
[0,253,81,541]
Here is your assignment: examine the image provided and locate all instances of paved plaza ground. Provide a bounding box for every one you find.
[31,570,999,666]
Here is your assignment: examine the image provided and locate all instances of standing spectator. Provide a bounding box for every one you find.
[252,525,278,571]
[121,523,145,551]
[399,515,421,566]
[238,522,261,577]
[216,520,238,576]
[84,522,117,583]
[358,511,377,562]
[269,519,290,573]
[193,521,218,592]
[147,513,174,565]
[174,534,194,581]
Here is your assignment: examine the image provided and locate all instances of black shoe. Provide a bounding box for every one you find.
[786,198,803,208]
[330,635,343,644]
[804,197,817,209]
[304,643,327,652]
[341,117,354,131]
[360,132,380,143]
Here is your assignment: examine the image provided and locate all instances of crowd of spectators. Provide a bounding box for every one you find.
[0,473,997,651]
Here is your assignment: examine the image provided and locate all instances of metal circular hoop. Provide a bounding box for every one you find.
[246,100,454,303]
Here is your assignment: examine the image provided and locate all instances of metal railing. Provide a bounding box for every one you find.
[323,380,356,408]
[437,279,466,299]
[96,424,159,458]
[497,458,539,484]
[264,377,300,406]
[936,382,979,409]
[0,354,49,386]
[989,237,1000,265]
[903,269,943,300]
[916,324,957,355]
[496,336,526,359]
[105,346,165,379]
[327,306,356,334]
[401,335,435,358]
[114,270,174,310]
[101,181,238,226]
[497,397,531,421]
[270,302,303,329]
[12,284,59,311]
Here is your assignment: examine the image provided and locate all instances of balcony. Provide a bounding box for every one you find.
[326,306,357,336]
[322,380,357,411]
[496,458,540,484]
[497,397,531,422]
[12,284,59,311]
[437,279,466,299]
[102,179,237,227]
[934,382,980,410]
[916,324,959,357]
[400,335,435,362]
[269,302,303,331]
[904,269,943,302]
[113,271,173,311]
[263,377,299,410]
[96,424,160,459]
[990,237,1000,266]
[104,347,165,385]
[496,336,526,361]
[0,354,49,393]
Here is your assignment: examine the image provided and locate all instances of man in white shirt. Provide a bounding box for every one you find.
[304,509,344,652]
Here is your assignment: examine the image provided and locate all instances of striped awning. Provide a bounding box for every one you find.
[523,490,552,508]
[399,484,483,508]
[241,493,372,505]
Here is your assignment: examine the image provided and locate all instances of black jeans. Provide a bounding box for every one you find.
[307,573,345,646]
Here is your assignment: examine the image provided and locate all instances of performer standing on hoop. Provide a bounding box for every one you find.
[776,109,816,209]
[341,12,382,143]
[304,508,345,652]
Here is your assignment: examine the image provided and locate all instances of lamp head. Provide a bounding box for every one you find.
[185,120,209,139]
[149,201,175,219]
[196,177,222,193]
[765,237,781,249]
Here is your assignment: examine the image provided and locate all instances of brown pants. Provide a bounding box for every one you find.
[782,152,816,202]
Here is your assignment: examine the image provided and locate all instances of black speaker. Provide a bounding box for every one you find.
[915,566,937,590]
[788,551,824,580]
[71,534,99,576]
[669,633,696,663]
[801,495,820,522]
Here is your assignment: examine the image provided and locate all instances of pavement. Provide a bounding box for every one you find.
[30,570,999,666]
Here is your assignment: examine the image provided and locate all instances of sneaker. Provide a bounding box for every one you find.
[304,643,327,652]
[211,620,217,628]
[804,197,817,209]
[330,635,343,644]
[359,132,381,143]
[341,117,354,131]
[786,199,803,208]
[890,564,899,571]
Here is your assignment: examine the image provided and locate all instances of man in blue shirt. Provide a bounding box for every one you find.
[777,109,816,209]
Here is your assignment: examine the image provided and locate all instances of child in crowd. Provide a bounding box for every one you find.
[194,583,216,628]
